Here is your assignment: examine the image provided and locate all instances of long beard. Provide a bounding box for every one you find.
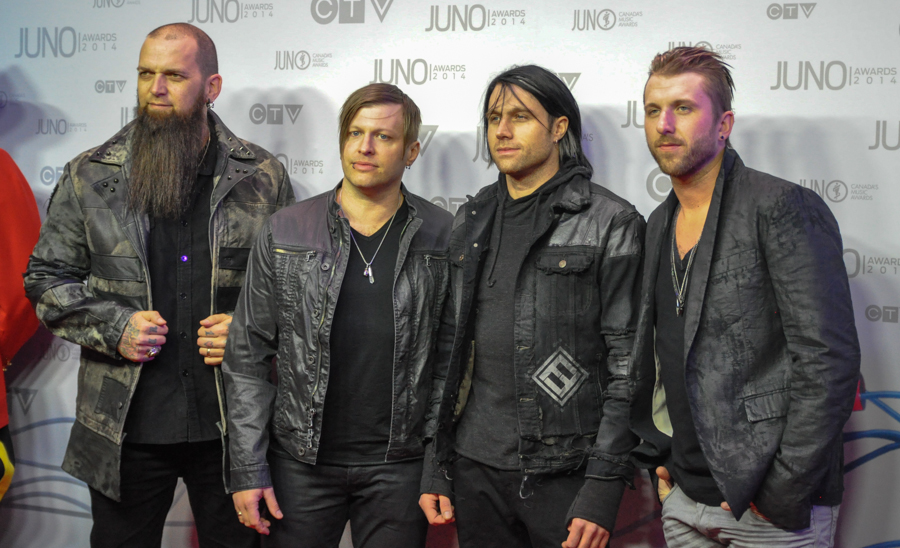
[127,94,207,219]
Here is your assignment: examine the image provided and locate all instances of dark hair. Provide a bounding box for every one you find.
[338,83,422,151]
[481,65,591,176]
[147,23,218,78]
[646,46,734,117]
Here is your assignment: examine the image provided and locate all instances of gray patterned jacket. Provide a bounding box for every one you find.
[24,111,295,500]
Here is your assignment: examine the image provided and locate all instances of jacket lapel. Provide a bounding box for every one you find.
[683,149,737,360]
[89,124,151,269]
[646,194,678,311]
[209,111,256,208]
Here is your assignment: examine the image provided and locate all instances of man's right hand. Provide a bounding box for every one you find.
[656,466,674,503]
[234,488,283,535]
[419,493,455,525]
[117,311,168,362]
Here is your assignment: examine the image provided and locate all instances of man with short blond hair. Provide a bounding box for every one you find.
[25,23,294,547]
[630,47,859,546]
[224,83,452,547]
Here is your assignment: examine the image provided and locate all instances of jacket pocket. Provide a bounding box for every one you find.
[89,254,146,303]
[742,388,791,422]
[534,250,596,317]
[90,254,144,281]
[94,376,129,422]
[219,247,251,271]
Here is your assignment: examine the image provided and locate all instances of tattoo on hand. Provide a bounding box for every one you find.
[148,326,158,334]
[205,331,215,336]
[149,338,157,345]
[206,341,214,347]
[122,322,139,346]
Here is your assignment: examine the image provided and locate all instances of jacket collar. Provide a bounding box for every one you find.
[87,110,253,270]
[683,147,738,357]
[325,181,417,234]
[89,110,253,168]
[471,162,593,213]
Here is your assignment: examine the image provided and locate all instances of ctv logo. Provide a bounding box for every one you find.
[40,166,66,186]
[249,104,303,125]
[418,125,438,155]
[556,72,580,91]
[95,80,127,93]
[311,0,393,24]
[866,305,899,323]
[767,3,816,19]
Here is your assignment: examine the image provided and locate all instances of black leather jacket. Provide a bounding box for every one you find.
[223,185,452,492]
[630,149,860,530]
[23,112,295,500]
[424,166,644,528]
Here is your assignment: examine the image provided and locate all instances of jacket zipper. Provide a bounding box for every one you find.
[309,230,341,447]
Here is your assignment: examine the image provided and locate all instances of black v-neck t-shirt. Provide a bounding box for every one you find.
[317,202,410,465]
[654,212,724,506]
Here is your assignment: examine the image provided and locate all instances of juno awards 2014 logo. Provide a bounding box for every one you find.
[188,0,276,23]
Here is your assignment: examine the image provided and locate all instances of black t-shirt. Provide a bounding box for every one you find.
[654,211,724,506]
[316,200,410,465]
[455,181,542,470]
[125,126,221,444]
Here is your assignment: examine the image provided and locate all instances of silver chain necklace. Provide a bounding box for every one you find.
[670,205,699,317]
[338,187,401,285]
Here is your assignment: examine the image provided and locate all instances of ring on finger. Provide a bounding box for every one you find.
[146,346,161,358]
[206,348,211,356]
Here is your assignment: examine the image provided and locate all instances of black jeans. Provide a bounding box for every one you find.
[265,443,427,548]
[453,457,585,548]
[89,440,257,548]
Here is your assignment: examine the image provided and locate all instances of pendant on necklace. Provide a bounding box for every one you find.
[363,265,375,284]
[676,303,684,317]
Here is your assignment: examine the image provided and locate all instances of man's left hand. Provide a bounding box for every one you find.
[720,501,770,521]
[563,518,610,548]
[197,313,232,365]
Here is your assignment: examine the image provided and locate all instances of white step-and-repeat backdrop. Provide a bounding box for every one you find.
[1,1,899,547]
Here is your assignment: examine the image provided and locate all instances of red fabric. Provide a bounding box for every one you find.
[0,149,41,428]
[853,377,866,412]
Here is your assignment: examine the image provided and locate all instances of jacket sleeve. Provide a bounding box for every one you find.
[275,161,296,210]
[420,213,463,497]
[23,162,137,358]
[419,296,456,496]
[752,186,860,529]
[222,223,279,492]
[567,209,645,532]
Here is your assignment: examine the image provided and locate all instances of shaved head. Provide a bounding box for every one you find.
[146,23,218,78]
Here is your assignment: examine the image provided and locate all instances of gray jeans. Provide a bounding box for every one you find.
[661,485,839,548]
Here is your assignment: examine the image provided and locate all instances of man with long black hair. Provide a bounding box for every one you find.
[420,65,644,548]
[24,23,294,547]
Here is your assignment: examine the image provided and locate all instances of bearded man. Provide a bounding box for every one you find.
[630,47,859,546]
[24,23,294,548]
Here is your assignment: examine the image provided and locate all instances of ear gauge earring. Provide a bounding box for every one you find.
[405,165,411,170]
